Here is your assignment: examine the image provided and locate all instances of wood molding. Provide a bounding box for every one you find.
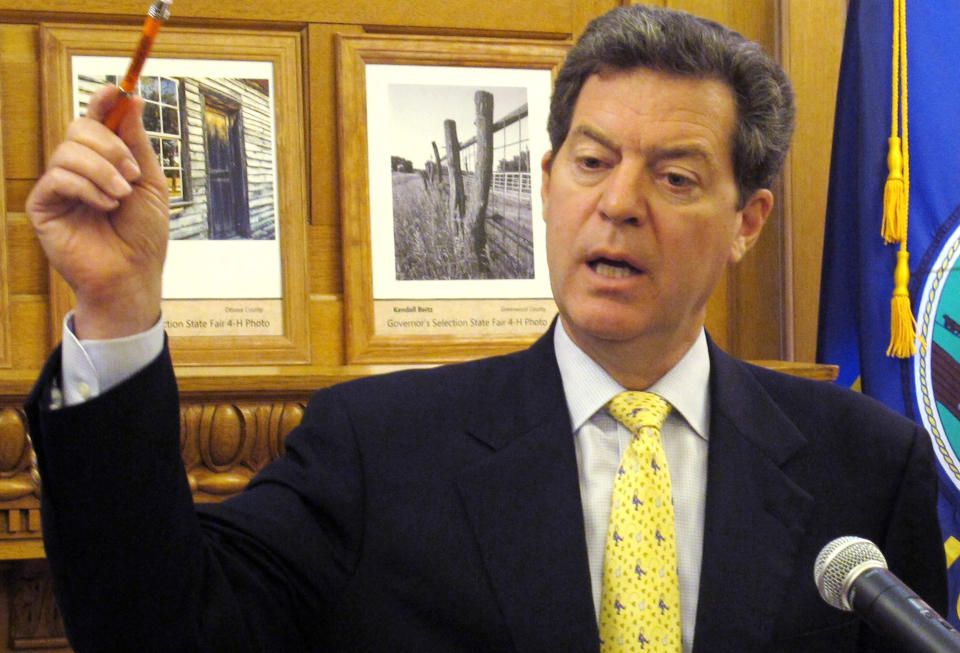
[779,0,847,362]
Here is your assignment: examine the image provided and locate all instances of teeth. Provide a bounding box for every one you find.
[593,261,635,278]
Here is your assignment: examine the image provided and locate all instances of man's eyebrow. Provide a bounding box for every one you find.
[646,143,718,170]
[570,126,718,168]
[570,124,618,151]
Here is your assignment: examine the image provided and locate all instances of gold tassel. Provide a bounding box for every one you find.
[882,136,906,243]
[886,249,916,357]
[884,0,914,359]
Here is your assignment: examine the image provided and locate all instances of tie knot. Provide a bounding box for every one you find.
[606,391,671,436]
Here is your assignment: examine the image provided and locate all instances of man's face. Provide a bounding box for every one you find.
[542,67,771,364]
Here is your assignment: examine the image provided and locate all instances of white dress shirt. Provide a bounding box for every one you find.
[57,312,165,408]
[60,318,709,650]
[553,323,710,653]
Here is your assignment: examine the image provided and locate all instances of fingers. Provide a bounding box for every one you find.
[61,119,141,182]
[88,86,167,196]
[84,85,164,192]
[84,84,126,124]
[26,82,170,234]
[27,145,127,223]
[27,122,138,217]
[119,96,167,192]
[26,165,120,222]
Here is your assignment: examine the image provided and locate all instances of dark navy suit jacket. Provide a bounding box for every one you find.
[26,326,946,652]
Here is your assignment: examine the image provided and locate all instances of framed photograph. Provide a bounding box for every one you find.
[337,34,568,364]
[40,24,309,366]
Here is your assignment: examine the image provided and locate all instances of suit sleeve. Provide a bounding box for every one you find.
[25,344,363,652]
[858,422,949,652]
[881,422,949,610]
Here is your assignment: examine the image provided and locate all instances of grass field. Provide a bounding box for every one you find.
[392,171,532,280]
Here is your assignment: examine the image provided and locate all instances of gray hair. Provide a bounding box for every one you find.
[547,5,795,206]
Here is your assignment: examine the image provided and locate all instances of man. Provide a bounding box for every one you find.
[24,5,946,652]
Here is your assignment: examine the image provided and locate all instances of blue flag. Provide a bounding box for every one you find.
[818,0,960,625]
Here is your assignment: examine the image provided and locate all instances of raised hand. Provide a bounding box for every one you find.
[27,85,170,339]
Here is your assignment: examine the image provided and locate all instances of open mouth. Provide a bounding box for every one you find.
[589,257,641,279]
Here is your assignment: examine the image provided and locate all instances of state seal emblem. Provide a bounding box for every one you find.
[915,214,960,492]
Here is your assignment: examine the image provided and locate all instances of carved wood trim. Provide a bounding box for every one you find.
[182,400,306,502]
[7,560,67,650]
[0,407,41,543]
[0,396,310,561]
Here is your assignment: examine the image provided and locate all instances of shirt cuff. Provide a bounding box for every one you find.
[60,311,166,407]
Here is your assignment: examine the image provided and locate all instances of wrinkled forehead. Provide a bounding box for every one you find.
[569,68,738,160]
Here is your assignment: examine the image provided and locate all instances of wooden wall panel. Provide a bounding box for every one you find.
[310,295,345,367]
[780,0,847,362]
[0,25,42,183]
[306,23,363,300]
[6,216,46,297]
[0,1,574,35]
[8,299,47,370]
[721,1,785,360]
[0,83,8,369]
[570,0,622,38]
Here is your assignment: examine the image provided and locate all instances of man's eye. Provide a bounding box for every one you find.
[666,172,691,187]
[579,156,604,169]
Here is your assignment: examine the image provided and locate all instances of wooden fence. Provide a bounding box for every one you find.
[423,91,534,279]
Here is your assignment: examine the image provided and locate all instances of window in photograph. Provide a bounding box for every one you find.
[107,74,188,202]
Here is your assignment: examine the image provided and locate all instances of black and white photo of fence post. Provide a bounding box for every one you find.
[444,119,466,232]
[388,83,534,282]
[469,90,493,276]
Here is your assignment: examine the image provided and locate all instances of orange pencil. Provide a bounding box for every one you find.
[103,0,173,132]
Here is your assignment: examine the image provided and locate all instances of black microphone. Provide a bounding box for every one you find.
[814,536,960,652]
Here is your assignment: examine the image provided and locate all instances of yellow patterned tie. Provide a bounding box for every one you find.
[600,391,681,652]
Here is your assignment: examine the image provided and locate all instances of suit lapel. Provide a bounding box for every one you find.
[692,342,815,653]
[456,330,600,653]
[454,331,818,652]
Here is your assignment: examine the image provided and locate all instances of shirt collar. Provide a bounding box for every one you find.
[553,322,711,440]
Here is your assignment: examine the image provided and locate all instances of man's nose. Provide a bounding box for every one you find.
[597,164,647,226]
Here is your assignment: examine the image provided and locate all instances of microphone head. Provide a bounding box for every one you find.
[814,536,887,611]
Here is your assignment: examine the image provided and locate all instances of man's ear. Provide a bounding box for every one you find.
[730,188,773,263]
[540,151,553,218]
